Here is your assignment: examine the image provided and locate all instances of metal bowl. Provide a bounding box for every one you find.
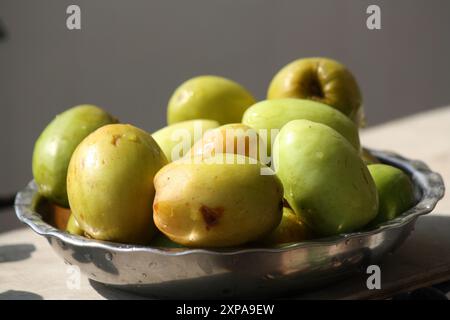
[15,149,445,298]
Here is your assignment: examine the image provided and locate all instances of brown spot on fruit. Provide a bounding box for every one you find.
[308,77,324,100]
[200,205,224,230]
[299,69,324,100]
[111,134,121,146]
[153,202,159,212]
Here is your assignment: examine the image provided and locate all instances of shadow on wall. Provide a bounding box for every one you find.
[0,19,6,40]
[0,208,26,233]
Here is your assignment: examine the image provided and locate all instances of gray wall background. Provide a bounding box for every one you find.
[1,0,450,195]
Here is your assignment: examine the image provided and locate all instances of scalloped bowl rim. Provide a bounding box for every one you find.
[15,148,445,257]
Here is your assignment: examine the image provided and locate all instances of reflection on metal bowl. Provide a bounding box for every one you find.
[15,149,445,298]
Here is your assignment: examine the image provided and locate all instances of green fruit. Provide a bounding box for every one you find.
[152,119,219,162]
[242,98,360,155]
[167,76,256,125]
[153,154,283,247]
[259,207,312,245]
[188,123,265,161]
[66,214,84,236]
[267,57,364,125]
[150,234,185,248]
[368,164,416,225]
[273,120,378,236]
[32,105,117,207]
[67,124,168,244]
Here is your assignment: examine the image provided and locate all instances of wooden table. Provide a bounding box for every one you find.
[1,107,449,300]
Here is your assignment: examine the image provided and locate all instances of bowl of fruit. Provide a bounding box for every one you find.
[16,57,445,298]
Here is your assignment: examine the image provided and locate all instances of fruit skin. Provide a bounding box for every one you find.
[32,105,117,207]
[66,214,84,236]
[273,120,378,236]
[259,207,312,245]
[152,119,219,162]
[267,57,363,125]
[242,98,360,155]
[67,124,168,244]
[167,75,256,125]
[368,164,416,225]
[188,123,265,161]
[153,154,283,247]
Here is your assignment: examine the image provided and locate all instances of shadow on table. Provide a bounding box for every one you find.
[398,213,450,254]
[0,290,43,300]
[0,244,36,263]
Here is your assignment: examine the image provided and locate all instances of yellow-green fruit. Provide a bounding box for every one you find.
[66,214,84,236]
[242,98,360,155]
[67,124,168,244]
[260,207,312,245]
[188,123,265,161]
[152,119,219,162]
[267,57,363,125]
[273,120,378,236]
[32,105,117,207]
[153,154,284,247]
[368,164,416,225]
[167,75,256,125]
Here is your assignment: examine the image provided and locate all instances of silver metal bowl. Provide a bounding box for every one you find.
[15,149,445,298]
